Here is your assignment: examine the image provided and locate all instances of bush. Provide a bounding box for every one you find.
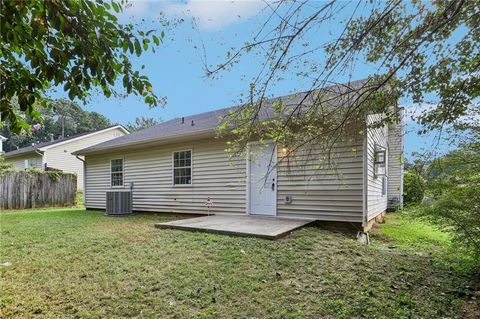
[0,155,14,175]
[403,171,425,205]
[416,142,480,269]
[420,175,480,267]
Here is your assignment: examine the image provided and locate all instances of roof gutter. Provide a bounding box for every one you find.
[3,149,40,159]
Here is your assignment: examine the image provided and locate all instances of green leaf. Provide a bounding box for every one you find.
[111,1,120,13]
[134,39,141,56]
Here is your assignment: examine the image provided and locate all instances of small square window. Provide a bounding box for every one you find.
[375,151,385,163]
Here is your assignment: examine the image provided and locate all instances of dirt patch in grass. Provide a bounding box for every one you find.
[1,208,478,318]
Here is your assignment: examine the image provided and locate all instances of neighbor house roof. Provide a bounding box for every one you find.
[74,79,372,156]
[4,125,129,158]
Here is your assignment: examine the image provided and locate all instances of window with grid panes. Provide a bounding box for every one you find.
[111,158,123,187]
[173,150,192,185]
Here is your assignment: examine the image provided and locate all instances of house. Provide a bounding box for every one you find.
[0,135,7,153]
[3,126,129,190]
[74,81,404,231]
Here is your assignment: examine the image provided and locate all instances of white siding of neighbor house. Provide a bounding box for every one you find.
[44,127,127,190]
[366,114,389,221]
[277,140,364,223]
[6,154,43,170]
[387,118,404,209]
[84,137,364,222]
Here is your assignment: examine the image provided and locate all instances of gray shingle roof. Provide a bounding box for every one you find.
[74,79,370,155]
[4,125,127,158]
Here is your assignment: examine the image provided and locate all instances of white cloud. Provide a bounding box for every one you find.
[116,0,164,21]
[164,0,265,30]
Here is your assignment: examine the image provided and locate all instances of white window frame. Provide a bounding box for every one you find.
[374,145,387,178]
[110,157,124,188]
[172,149,193,187]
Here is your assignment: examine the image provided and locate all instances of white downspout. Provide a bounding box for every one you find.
[76,155,86,207]
[362,124,369,230]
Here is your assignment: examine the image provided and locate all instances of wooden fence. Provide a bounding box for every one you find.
[0,171,77,210]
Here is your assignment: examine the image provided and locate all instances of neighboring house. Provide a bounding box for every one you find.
[4,126,129,190]
[74,81,404,231]
[0,135,7,153]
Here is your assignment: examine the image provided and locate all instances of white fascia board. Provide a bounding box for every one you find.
[38,126,129,152]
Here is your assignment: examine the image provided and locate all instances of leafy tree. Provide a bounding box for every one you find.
[208,0,479,157]
[419,141,480,262]
[46,99,112,138]
[1,0,164,132]
[0,99,112,152]
[403,171,426,206]
[126,116,161,132]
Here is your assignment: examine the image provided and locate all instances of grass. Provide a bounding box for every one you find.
[371,211,452,257]
[374,213,450,249]
[371,211,478,274]
[1,209,478,318]
[76,191,84,207]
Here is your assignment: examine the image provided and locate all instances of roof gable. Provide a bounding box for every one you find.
[4,125,128,158]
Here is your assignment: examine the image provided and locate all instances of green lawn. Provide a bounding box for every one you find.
[0,209,477,318]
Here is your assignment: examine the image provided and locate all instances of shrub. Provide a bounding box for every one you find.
[417,142,480,269]
[403,171,425,205]
[419,174,480,267]
[0,155,14,175]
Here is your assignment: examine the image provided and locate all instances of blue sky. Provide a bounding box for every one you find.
[50,0,454,159]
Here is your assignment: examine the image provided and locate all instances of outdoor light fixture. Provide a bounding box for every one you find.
[281,147,290,157]
[374,145,386,177]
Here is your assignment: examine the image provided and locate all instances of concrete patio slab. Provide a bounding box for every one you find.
[154,215,314,239]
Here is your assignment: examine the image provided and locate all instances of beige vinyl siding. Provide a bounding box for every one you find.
[387,118,404,208]
[45,127,127,190]
[366,114,388,220]
[5,154,43,170]
[277,140,364,222]
[84,139,247,214]
[85,137,365,222]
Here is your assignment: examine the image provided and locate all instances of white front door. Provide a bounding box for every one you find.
[248,142,277,216]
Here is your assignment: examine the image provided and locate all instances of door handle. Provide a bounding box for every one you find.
[271,182,275,191]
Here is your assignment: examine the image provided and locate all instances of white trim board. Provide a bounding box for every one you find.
[110,157,125,188]
[38,126,129,152]
[171,148,194,187]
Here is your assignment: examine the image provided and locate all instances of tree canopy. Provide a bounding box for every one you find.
[208,0,479,156]
[126,116,161,132]
[0,99,112,152]
[1,0,164,132]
